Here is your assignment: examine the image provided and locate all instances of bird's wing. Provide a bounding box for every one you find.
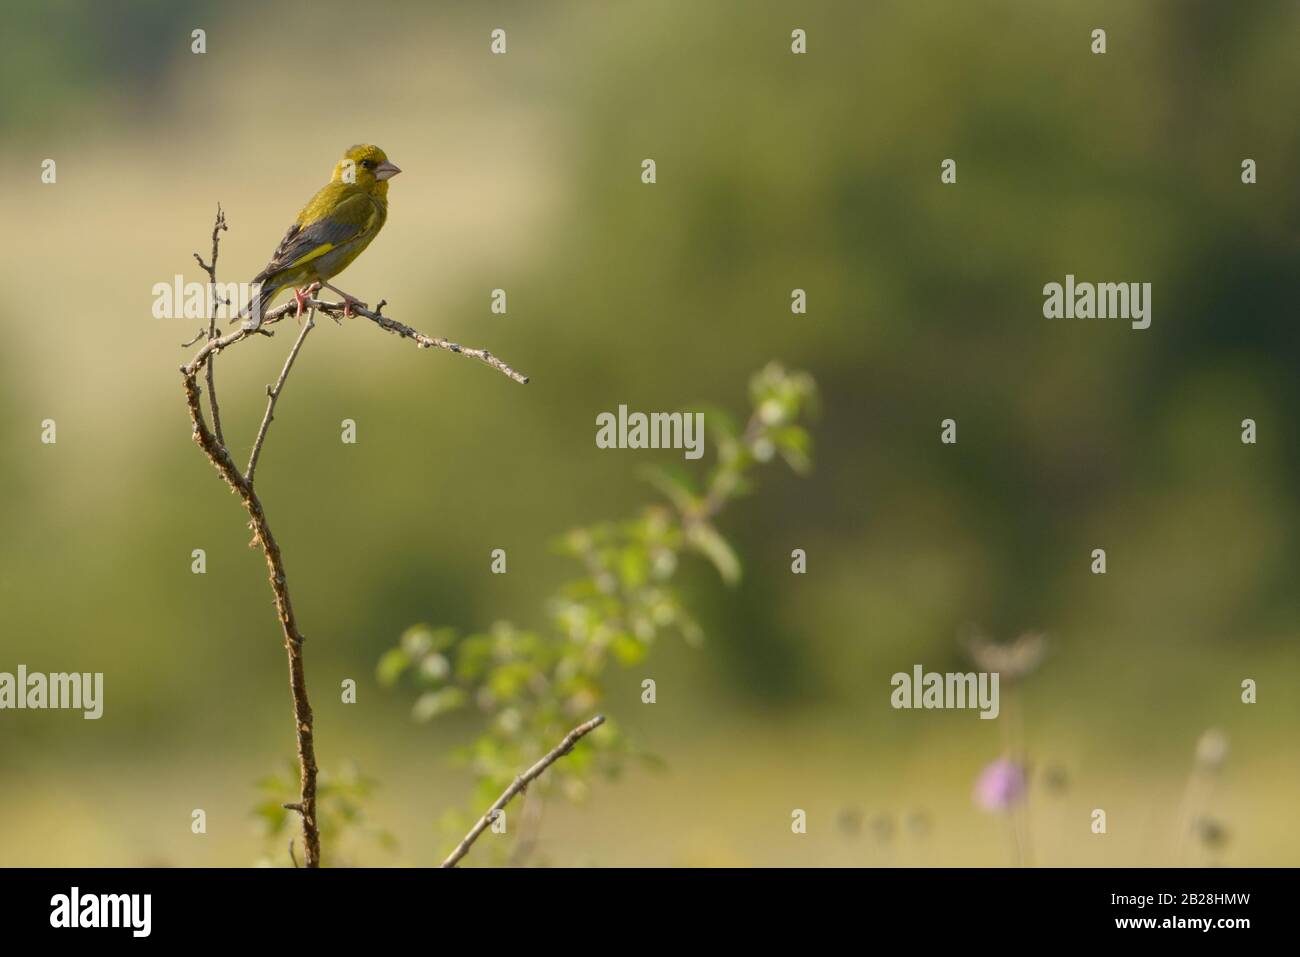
[252,190,381,284]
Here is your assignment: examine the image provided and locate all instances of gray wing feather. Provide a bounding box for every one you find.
[252,193,376,284]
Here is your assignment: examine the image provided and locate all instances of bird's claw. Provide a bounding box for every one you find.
[318,281,367,317]
[293,282,323,319]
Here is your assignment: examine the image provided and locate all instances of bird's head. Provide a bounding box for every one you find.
[333,144,401,195]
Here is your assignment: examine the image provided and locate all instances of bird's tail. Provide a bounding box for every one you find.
[233,280,279,327]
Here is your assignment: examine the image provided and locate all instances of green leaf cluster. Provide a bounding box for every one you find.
[379,364,817,850]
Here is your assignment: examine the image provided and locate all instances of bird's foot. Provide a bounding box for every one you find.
[321,282,367,317]
[293,282,322,319]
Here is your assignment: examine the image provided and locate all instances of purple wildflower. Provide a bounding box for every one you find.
[973,757,1027,812]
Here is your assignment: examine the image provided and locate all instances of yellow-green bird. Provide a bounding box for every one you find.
[240,144,401,329]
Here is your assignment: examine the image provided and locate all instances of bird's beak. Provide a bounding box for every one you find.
[374,161,402,181]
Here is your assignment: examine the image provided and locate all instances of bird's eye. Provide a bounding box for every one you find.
[360,159,375,170]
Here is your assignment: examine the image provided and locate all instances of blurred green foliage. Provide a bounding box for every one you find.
[0,1,216,130]
[379,364,816,861]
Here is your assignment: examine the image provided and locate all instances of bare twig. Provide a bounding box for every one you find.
[296,297,530,385]
[182,366,321,865]
[193,204,229,446]
[247,311,316,487]
[184,295,530,386]
[441,714,605,868]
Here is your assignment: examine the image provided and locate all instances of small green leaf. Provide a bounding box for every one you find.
[400,624,456,656]
[375,648,409,686]
[696,404,740,443]
[412,687,468,722]
[687,522,742,585]
[252,800,289,835]
[618,545,649,590]
[640,465,699,513]
[487,662,533,701]
[455,635,495,680]
[611,632,646,665]
[771,425,812,474]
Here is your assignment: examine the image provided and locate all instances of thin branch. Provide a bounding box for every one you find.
[182,369,322,865]
[342,300,530,386]
[182,303,296,377]
[183,294,530,387]
[441,714,605,869]
[247,311,316,487]
[194,204,229,446]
